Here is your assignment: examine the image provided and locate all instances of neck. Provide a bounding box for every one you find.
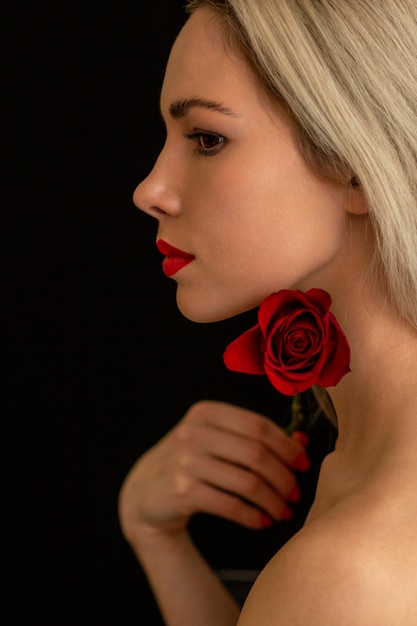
[299,214,417,520]
[324,285,417,487]
[306,286,417,526]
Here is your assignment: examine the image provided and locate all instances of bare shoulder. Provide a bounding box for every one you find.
[238,507,417,625]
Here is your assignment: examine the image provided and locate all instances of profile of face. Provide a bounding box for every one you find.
[134,8,355,323]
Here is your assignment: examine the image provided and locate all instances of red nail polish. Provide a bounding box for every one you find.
[287,484,301,503]
[281,504,292,521]
[260,513,273,528]
[293,451,311,472]
[292,431,309,447]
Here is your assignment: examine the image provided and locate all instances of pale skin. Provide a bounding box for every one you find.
[120,7,417,625]
[119,401,310,625]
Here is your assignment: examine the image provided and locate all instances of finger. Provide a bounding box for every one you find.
[191,454,295,521]
[189,480,291,529]
[190,400,309,470]
[220,432,298,499]
[291,431,309,448]
[178,416,296,501]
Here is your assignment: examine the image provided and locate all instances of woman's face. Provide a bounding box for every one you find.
[134,8,350,322]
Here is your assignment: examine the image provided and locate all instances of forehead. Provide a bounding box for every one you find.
[160,8,269,116]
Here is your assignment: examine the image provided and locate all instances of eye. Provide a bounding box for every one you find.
[185,131,226,156]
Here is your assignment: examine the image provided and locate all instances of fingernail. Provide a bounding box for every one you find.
[281,504,292,521]
[287,484,301,503]
[292,431,309,447]
[292,451,311,472]
[260,513,273,528]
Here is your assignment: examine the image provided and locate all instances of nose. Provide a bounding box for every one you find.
[133,144,182,219]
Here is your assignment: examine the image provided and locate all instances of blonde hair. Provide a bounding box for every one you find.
[186,0,417,332]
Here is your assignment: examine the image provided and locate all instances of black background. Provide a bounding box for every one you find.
[4,2,334,624]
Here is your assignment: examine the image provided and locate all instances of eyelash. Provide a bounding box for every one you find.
[185,131,226,157]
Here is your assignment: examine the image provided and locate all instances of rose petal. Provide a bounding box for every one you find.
[304,288,332,315]
[315,315,351,387]
[264,364,318,395]
[258,291,288,333]
[223,325,265,374]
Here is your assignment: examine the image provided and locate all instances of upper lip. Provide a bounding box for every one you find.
[156,239,194,258]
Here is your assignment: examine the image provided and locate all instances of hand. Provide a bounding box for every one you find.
[118,400,309,546]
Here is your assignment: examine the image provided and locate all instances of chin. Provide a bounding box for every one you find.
[176,300,229,324]
[175,292,258,324]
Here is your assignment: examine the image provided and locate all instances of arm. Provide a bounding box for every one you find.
[118,400,309,626]
[127,524,240,626]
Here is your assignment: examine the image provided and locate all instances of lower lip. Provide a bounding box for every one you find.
[162,256,194,277]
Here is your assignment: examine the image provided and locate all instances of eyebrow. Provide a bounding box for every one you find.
[167,97,239,119]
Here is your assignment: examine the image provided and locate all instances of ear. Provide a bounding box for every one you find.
[344,176,368,215]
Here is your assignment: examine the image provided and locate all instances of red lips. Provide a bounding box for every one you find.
[156,239,195,277]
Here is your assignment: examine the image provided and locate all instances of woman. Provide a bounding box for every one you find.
[119,1,417,623]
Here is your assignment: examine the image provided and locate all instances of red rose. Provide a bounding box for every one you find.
[223,289,350,395]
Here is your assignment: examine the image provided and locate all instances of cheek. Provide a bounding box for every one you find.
[185,167,248,245]
[185,148,345,286]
